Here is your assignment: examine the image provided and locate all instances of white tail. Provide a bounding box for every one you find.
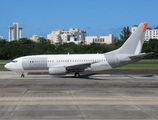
[115,23,147,55]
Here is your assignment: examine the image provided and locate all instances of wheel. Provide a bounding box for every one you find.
[21,74,25,77]
[75,72,80,78]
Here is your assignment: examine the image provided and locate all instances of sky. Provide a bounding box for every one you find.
[0,0,158,40]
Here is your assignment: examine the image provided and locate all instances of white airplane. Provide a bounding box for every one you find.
[5,23,152,78]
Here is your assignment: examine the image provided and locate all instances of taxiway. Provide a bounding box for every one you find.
[0,71,158,120]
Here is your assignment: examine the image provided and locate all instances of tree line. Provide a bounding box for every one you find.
[0,37,157,60]
[0,26,157,60]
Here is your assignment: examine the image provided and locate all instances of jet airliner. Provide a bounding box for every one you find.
[5,23,152,78]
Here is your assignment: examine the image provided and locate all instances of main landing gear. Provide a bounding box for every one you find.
[74,72,80,78]
[21,74,25,77]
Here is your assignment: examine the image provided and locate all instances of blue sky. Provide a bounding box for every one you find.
[0,0,158,40]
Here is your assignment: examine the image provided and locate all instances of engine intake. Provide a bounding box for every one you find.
[49,66,66,75]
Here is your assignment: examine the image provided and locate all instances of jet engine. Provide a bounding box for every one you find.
[49,66,67,75]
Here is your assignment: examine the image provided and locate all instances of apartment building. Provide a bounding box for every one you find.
[47,28,86,44]
[9,22,23,41]
[132,25,158,41]
[85,34,119,44]
[30,35,42,42]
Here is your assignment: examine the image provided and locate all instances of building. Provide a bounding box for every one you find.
[30,35,42,42]
[132,25,158,41]
[47,28,86,44]
[9,22,23,41]
[85,34,119,44]
[47,30,62,44]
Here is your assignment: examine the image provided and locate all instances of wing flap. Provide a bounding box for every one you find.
[65,62,97,72]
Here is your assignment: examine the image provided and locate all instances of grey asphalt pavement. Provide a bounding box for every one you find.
[0,71,158,120]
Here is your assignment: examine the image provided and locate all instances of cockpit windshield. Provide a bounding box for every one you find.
[12,60,18,63]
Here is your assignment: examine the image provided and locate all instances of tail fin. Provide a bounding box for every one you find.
[116,23,148,55]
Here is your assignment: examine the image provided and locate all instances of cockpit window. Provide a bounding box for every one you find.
[12,60,18,63]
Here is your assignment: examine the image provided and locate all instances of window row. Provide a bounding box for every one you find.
[93,38,104,42]
[56,59,106,62]
[29,59,106,63]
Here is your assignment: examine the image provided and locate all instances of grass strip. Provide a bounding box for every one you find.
[0,64,7,71]
[0,60,11,62]
[115,64,158,70]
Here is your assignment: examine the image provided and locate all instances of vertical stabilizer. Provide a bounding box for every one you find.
[116,23,148,55]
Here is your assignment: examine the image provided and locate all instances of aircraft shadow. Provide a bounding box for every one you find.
[63,73,110,80]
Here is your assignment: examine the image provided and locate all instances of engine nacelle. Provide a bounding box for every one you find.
[49,66,66,75]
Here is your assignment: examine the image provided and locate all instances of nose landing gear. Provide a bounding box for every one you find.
[21,74,25,77]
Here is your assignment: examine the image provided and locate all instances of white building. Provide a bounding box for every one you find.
[8,22,23,41]
[64,36,84,44]
[47,30,62,43]
[85,34,119,45]
[30,35,42,42]
[132,25,158,41]
[47,28,86,44]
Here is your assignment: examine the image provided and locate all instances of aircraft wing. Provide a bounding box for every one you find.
[130,52,153,59]
[65,62,96,72]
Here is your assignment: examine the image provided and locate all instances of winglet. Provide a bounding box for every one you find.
[143,23,148,32]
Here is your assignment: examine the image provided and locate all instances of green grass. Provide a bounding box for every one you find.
[141,59,158,61]
[0,60,11,62]
[115,64,158,70]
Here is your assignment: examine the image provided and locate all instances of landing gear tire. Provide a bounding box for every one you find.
[75,72,80,78]
[21,74,25,77]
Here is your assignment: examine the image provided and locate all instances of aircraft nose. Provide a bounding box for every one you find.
[4,63,12,70]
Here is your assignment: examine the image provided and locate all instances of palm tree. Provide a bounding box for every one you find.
[120,26,131,41]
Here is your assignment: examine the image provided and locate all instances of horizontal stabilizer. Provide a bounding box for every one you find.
[130,52,153,59]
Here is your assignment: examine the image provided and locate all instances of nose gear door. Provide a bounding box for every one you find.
[23,58,28,66]
[22,58,29,70]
